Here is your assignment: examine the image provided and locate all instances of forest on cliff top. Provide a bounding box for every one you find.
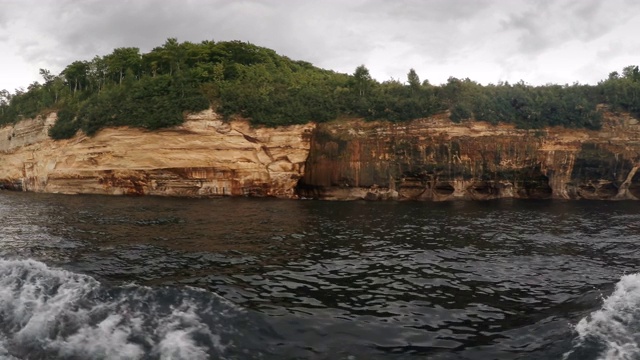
[0,39,639,139]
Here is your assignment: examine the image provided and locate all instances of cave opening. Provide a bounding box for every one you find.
[523,174,553,199]
[434,182,455,196]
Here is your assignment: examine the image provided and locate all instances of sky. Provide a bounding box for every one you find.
[1,0,640,93]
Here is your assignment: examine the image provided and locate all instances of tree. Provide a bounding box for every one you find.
[0,89,10,115]
[62,61,89,95]
[88,56,108,92]
[27,81,41,91]
[50,77,66,104]
[39,69,55,85]
[450,103,472,123]
[622,65,640,82]
[353,65,373,97]
[161,38,187,76]
[407,68,420,91]
[105,47,141,86]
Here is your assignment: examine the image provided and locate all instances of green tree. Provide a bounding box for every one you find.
[88,56,108,93]
[0,89,10,116]
[105,47,141,86]
[622,65,640,81]
[62,61,89,95]
[39,69,55,85]
[407,68,420,91]
[353,65,373,97]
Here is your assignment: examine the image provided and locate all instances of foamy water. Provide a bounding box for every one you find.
[0,258,271,360]
[6,259,638,360]
[565,273,640,360]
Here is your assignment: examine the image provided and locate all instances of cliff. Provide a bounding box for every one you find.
[297,110,640,200]
[1,109,639,200]
[0,110,314,197]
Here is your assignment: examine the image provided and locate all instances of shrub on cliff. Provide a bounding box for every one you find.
[48,108,79,139]
[599,66,640,118]
[49,73,209,138]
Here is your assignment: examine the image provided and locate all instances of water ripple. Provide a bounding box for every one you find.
[1,193,638,358]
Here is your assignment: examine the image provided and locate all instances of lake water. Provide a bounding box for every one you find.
[0,192,638,359]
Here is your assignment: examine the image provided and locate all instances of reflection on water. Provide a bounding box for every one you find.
[1,192,640,359]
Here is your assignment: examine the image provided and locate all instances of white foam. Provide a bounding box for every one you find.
[56,314,145,360]
[154,302,224,360]
[570,273,640,360]
[0,258,242,359]
[158,329,209,360]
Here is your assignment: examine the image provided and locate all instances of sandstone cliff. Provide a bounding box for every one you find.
[297,110,640,200]
[1,109,639,200]
[0,110,314,197]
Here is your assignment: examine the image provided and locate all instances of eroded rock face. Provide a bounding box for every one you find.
[0,110,314,198]
[297,111,640,201]
[2,109,639,200]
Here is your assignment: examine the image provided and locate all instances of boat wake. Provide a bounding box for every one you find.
[565,273,640,360]
[0,258,275,360]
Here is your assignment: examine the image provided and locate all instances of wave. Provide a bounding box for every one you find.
[0,258,276,360]
[565,273,640,360]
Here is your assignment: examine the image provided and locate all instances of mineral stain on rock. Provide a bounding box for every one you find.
[1,109,639,201]
[0,110,313,198]
[297,111,640,201]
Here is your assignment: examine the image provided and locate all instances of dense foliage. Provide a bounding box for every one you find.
[1,38,639,139]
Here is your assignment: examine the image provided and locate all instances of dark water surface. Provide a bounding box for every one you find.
[0,192,639,359]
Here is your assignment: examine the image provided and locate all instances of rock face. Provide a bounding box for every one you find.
[297,111,640,201]
[0,110,314,197]
[1,109,639,200]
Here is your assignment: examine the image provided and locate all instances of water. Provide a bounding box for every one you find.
[0,192,639,359]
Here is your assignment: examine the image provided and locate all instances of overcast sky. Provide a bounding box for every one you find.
[1,0,640,93]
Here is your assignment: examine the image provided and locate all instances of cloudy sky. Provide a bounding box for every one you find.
[1,0,640,93]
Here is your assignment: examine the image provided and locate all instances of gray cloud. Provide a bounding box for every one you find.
[1,0,640,91]
[0,0,18,28]
[6,0,503,74]
[501,2,550,55]
[502,0,640,56]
